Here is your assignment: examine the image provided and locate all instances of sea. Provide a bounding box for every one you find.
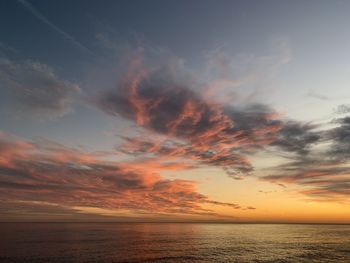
[1,223,350,262]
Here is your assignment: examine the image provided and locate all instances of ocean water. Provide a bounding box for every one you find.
[1,223,350,262]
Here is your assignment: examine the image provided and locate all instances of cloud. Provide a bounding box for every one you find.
[17,0,94,56]
[90,44,350,204]
[263,161,350,202]
[0,42,17,56]
[96,57,283,178]
[327,116,350,161]
[0,58,80,119]
[334,104,350,115]
[0,131,250,220]
[272,121,320,155]
[262,114,350,202]
[307,90,330,101]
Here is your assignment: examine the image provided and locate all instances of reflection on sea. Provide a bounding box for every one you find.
[1,223,350,262]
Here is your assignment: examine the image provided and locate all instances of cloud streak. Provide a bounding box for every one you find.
[17,0,94,56]
[262,115,350,202]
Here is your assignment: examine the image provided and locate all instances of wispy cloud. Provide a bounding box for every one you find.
[17,0,94,56]
[307,89,330,101]
[0,57,80,119]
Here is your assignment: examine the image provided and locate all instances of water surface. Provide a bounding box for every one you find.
[1,223,350,262]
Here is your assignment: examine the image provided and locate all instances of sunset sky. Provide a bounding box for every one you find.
[1,0,350,223]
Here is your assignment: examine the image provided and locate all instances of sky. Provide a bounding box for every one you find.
[0,0,350,223]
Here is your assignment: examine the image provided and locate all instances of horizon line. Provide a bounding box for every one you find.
[1,221,350,225]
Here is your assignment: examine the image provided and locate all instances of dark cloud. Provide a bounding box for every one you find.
[263,161,350,201]
[272,121,320,155]
[327,116,350,161]
[262,115,350,201]
[334,104,350,115]
[0,58,80,119]
[97,60,283,177]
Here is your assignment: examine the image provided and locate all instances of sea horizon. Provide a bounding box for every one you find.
[2,221,350,225]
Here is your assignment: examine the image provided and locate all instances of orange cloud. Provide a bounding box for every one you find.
[0,132,251,220]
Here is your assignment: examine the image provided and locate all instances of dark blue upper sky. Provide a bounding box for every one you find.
[2,0,344,69]
[0,0,349,145]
